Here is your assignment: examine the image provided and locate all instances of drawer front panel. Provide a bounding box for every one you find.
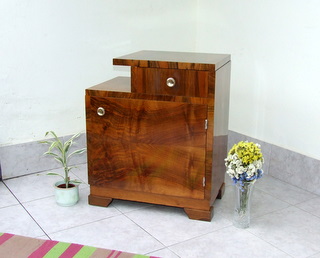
[86,95,207,199]
[132,67,209,97]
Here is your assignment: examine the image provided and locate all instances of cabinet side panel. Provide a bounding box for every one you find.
[211,62,231,203]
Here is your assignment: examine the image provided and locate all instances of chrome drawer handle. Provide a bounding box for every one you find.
[97,107,105,116]
[166,77,176,87]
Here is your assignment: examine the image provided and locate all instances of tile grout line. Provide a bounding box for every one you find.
[244,227,295,257]
[2,162,88,181]
[122,208,235,256]
[164,224,233,253]
[122,212,168,254]
[255,184,320,217]
[293,204,320,220]
[2,181,51,240]
[145,246,182,258]
[43,214,124,236]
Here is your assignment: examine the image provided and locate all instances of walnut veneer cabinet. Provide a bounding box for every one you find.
[86,51,231,221]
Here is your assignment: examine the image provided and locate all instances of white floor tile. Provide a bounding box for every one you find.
[111,199,154,213]
[296,197,320,218]
[23,187,121,234]
[169,226,291,258]
[214,184,290,222]
[255,175,319,205]
[0,182,19,208]
[4,168,87,203]
[0,205,44,238]
[1,167,320,257]
[248,206,320,258]
[125,205,231,246]
[148,247,180,258]
[309,252,320,258]
[49,215,164,255]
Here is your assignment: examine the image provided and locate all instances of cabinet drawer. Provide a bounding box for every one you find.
[132,67,209,97]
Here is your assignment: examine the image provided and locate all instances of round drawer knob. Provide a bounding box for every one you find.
[166,77,176,87]
[97,107,105,116]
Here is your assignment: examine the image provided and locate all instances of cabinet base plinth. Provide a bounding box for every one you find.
[88,192,214,221]
[88,195,113,207]
[184,206,213,222]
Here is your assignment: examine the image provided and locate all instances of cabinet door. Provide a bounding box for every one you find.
[86,96,207,199]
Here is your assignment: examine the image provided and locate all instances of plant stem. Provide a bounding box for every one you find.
[64,167,69,188]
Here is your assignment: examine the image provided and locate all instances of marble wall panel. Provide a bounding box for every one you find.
[0,133,87,179]
[269,144,320,196]
[228,130,320,196]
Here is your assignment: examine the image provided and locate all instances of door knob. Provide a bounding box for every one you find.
[166,77,176,87]
[97,107,105,116]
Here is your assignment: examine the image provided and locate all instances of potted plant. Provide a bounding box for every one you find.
[40,131,86,206]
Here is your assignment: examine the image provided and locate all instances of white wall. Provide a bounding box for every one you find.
[2,0,320,161]
[197,0,320,160]
[0,0,197,146]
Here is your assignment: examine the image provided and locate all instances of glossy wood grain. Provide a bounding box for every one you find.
[86,95,207,199]
[184,206,213,221]
[131,67,209,97]
[86,77,214,106]
[113,50,230,71]
[86,51,231,221]
[89,186,211,210]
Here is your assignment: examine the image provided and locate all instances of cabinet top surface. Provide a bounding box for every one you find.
[113,50,230,71]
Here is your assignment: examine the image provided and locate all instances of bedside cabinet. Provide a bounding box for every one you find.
[86,51,231,221]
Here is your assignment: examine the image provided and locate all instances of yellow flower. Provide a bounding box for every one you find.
[228,141,263,166]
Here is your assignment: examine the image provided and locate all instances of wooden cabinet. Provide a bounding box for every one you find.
[86,51,231,221]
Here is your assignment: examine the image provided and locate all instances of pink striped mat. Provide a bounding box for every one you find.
[0,233,159,258]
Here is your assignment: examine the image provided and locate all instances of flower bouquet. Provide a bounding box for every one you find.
[225,141,264,228]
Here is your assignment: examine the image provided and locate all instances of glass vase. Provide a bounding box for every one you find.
[233,180,255,228]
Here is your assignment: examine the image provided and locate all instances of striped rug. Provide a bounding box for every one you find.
[0,233,158,258]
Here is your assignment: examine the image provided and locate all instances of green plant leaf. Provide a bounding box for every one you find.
[48,131,64,152]
[65,166,73,172]
[54,156,64,165]
[67,148,87,159]
[46,172,64,180]
[43,131,64,153]
[39,140,53,145]
[43,151,59,158]
[40,131,84,184]
[48,141,58,152]
[46,172,61,176]
[64,132,81,152]
[71,179,82,184]
[64,141,72,154]
[70,132,81,141]
[46,131,58,139]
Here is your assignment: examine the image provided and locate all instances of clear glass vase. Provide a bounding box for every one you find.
[233,180,255,228]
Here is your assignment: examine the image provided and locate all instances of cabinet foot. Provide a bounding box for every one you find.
[217,182,225,199]
[88,195,113,207]
[184,206,213,222]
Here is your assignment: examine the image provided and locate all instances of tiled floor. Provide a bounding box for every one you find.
[1,163,320,258]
